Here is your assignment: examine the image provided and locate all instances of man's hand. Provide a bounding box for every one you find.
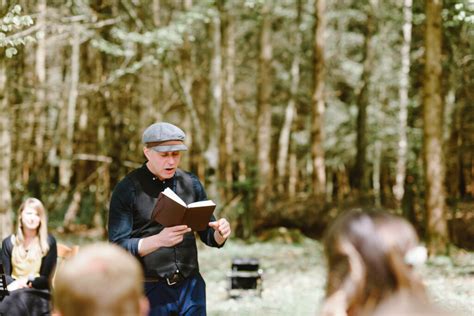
[156,225,191,248]
[209,218,231,245]
[139,225,191,257]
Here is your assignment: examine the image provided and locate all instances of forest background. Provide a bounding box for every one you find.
[0,0,473,258]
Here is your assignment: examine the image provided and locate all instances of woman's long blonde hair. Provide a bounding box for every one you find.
[321,209,427,316]
[12,198,50,262]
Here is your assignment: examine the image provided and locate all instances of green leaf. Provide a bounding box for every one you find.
[13,38,25,46]
[13,5,22,15]
[6,47,17,58]
[25,35,35,44]
[12,16,21,26]
[24,16,34,26]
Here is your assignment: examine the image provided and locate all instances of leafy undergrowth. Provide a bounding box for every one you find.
[199,238,474,316]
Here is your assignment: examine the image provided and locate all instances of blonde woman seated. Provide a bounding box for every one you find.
[0,198,57,315]
[1,197,57,291]
[320,209,451,316]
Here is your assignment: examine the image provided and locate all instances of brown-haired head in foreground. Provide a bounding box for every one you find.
[320,209,429,316]
[53,243,149,316]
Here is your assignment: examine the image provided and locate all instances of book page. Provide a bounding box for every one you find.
[162,187,186,207]
[183,203,216,231]
[188,200,216,208]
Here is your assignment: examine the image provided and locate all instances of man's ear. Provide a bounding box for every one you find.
[143,147,150,159]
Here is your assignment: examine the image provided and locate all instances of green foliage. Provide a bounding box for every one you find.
[0,5,35,58]
[104,2,215,59]
[77,193,98,227]
[443,1,474,26]
[90,37,135,57]
[4,0,472,241]
[243,0,266,10]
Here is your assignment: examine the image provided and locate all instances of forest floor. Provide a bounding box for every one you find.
[199,236,474,316]
[57,232,473,316]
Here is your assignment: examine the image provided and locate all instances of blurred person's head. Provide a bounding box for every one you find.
[371,291,455,316]
[53,243,149,316]
[321,209,428,316]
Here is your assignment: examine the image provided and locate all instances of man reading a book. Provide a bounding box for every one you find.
[108,122,231,316]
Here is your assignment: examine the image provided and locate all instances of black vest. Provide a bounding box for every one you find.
[128,168,200,278]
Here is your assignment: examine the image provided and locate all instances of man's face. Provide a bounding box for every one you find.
[144,148,182,180]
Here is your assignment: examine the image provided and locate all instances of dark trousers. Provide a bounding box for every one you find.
[0,288,51,316]
[145,273,206,316]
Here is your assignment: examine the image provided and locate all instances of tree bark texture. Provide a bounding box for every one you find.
[255,2,273,213]
[59,23,80,189]
[0,60,13,239]
[277,0,301,194]
[393,0,413,206]
[423,0,448,255]
[353,4,375,194]
[311,0,327,197]
[179,0,205,180]
[219,1,235,203]
[153,0,161,27]
[34,0,47,162]
[206,7,222,203]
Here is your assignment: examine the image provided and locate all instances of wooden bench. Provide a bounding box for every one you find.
[52,243,79,287]
[57,243,80,259]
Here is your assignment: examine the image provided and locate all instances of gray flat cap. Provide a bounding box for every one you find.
[142,122,188,152]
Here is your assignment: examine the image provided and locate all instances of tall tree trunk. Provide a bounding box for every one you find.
[93,163,109,233]
[373,140,382,207]
[45,57,64,196]
[311,0,327,197]
[277,0,301,194]
[288,150,297,198]
[423,0,448,255]
[153,0,161,27]
[21,61,35,185]
[35,0,47,162]
[59,24,80,189]
[458,31,474,198]
[0,60,13,239]
[336,164,350,202]
[206,5,222,203]
[255,1,272,213]
[179,0,205,180]
[353,1,376,194]
[394,0,413,208]
[219,1,235,203]
[445,89,460,199]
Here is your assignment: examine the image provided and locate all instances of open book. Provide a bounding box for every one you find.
[151,187,216,231]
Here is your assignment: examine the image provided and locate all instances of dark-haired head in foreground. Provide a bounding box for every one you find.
[320,209,453,316]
